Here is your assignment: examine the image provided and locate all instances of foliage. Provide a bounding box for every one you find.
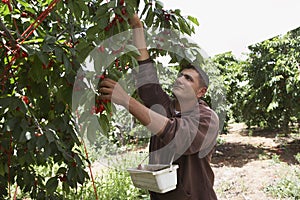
[211,52,247,133]
[0,0,203,198]
[265,164,300,199]
[240,27,300,132]
[211,27,300,133]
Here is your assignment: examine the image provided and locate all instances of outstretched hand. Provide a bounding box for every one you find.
[128,14,143,29]
[99,78,130,107]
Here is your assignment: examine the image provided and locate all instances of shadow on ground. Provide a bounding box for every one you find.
[211,129,300,168]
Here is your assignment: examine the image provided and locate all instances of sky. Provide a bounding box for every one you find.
[162,0,300,59]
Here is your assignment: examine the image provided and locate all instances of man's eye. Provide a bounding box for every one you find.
[184,75,192,81]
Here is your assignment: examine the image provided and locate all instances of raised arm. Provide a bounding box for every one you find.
[129,14,150,61]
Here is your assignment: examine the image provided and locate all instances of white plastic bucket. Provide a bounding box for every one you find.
[127,164,179,193]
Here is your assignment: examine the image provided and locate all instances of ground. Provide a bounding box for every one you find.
[212,123,300,200]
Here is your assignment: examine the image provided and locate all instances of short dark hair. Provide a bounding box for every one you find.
[180,65,209,88]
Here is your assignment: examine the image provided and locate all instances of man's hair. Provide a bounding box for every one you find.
[180,65,209,88]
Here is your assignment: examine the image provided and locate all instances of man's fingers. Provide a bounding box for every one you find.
[99,87,112,94]
[99,78,116,88]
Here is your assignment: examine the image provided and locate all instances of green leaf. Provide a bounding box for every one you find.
[54,47,64,62]
[267,101,279,112]
[107,0,116,8]
[145,9,154,27]
[124,44,140,56]
[76,0,89,16]
[95,3,108,17]
[0,3,10,16]
[0,163,5,176]
[36,51,49,65]
[57,167,67,175]
[155,0,164,9]
[63,54,72,74]
[178,17,191,35]
[98,114,110,135]
[187,15,199,26]
[46,177,58,194]
[87,25,100,37]
[86,117,99,144]
[98,14,110,29]
[45,129,56,143]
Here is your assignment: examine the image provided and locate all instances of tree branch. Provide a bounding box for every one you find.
[0,18,17,47]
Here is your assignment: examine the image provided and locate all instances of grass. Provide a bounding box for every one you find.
[264,153,300,199]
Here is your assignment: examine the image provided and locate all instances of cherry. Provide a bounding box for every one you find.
[35,133,42,137]
[164,14,171,21]
[98,45,105,52]
[121,7,127,15]
[22,96,29,104]
[59,174,67,182]
[21,12,28,18]
[21,51,28,58]
[119,0,125,5]
[71,161,77,167]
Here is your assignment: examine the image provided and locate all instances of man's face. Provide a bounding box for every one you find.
[172,68,206,100]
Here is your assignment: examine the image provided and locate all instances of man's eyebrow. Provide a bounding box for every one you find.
[180,72,194,81]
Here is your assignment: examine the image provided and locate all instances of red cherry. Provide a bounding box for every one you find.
[71,161,77,167]
[121,7,127,15]
[97,104,105,114]
[2,0,9,4]
[21,12,28,18]
[35,133,42,137]
[90,106,97,114]
[104,26,110,31]
[59,174,67,182]
[98,45,105,52]
[119,0,124,5]
[102,99,111,104]
[115,59,119,67]
[164,14,171,21]
[22,96,29,104]
[21,51,28,58]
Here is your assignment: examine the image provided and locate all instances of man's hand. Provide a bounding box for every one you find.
[128,14,143,29]
[99,79,168,135]
[99,78,130,107]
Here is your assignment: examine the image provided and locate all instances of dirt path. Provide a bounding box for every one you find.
[212,123,299,200]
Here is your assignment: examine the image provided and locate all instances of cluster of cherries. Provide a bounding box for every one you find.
[91,74,110,115]
[104,0,127,32]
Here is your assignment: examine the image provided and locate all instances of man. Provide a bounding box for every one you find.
[99,14,219,200]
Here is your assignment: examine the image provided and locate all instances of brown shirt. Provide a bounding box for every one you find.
[136,61,219,200]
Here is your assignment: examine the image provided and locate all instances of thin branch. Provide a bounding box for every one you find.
[0,18,17,47]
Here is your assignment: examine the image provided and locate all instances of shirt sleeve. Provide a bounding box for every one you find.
[136,61,172,111]
[158,104,219,157]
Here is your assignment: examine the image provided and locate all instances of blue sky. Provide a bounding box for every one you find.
[163,0,300,58]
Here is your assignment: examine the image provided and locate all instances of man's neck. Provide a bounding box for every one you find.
[174,98,199,113]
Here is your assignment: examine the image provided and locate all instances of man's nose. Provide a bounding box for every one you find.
[177,74,185,81]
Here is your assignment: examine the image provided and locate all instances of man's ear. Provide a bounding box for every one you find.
[196,87,207,99]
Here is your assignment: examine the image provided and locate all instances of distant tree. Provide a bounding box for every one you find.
[241,27,300,133]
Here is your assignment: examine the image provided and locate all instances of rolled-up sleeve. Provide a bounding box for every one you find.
[158,105,219,157]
